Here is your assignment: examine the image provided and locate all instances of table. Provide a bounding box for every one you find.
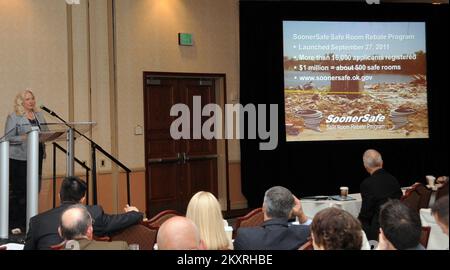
[0,243,24,250]
[420,208,449,250]
[301,193,362,219]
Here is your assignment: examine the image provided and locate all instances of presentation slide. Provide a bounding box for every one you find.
[283,21,428,142]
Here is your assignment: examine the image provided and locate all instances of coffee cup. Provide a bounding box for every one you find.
[340,186,349,197]
[224,226,233,243]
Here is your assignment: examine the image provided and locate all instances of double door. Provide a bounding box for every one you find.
[144,75,218,217]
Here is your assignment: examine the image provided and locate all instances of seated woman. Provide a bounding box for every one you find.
[311,207,363,250]
[186,191,232,250]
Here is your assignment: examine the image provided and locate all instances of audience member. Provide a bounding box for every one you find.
[186,191,232,250]
[157,216,206,250]
[234,186,310,250]
[359,149,403,240]
[377,199,424,250]
[431,195,449,236]
[58,204,128,250]
[435,176,449,200]
[311,207,363,250]
[24,176,143,250]
[436,176,449,186]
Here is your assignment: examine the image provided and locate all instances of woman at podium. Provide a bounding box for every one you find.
[4,89,47,235]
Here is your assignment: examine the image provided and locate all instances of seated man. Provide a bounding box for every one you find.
[377,199,424,250]
[157,216,206,250]
[358,149,403,240]
[59,204,128,250]
[311,207,363,250]
[436,176,449,186]
[24,176,143,250]
[431,195,448,236]
[234,186,310,250]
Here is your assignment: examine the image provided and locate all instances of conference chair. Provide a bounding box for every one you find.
[401,183,432,212]
[298,239,314,250]
[233,208,264,238]
[145,210,182,228]
[109,223,158,250]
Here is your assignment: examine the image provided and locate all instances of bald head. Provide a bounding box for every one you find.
[157,216,204,250]
[59,204,93,240]
[363,149,383,173]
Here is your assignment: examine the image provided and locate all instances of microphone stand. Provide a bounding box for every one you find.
[46,110,131,205]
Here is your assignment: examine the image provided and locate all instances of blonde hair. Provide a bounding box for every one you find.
[14,88,36,115]
[186,191,231,250]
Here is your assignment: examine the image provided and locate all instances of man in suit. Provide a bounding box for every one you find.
[432,195,449,236]
[358,149,403,240]
[157,216,206,250]
[59,204,129,250]
[376,199,424,250]
[24,176,143,250]
[234,186,310,250]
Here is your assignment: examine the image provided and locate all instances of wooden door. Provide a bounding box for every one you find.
[144,75,218,217]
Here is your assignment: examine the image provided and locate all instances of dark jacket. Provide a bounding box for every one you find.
[24,202,143,250]
[358,168,402,240]
[71,239,129,250]
[234,218,310,250]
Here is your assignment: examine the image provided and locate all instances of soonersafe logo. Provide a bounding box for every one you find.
[170,96,278,151]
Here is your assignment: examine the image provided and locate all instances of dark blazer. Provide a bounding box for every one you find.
[234,218,310,250]
[358,168,402,240]
[24,202,143,250]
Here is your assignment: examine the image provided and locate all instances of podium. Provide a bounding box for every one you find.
[0,122,95,239]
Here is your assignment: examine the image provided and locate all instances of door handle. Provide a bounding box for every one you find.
[148,153,182,164]
[184,154,218,162]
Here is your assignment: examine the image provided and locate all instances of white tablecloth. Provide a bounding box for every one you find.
[420,208,449,250]
[301,193,362,219]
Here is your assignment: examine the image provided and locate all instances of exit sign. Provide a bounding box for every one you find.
[178,33,193,46]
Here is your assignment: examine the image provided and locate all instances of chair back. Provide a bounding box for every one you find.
[298,239,314,250]
[401,183,432,212]
[435,181,449,201]
[420,226,431,249]
[50,241,66,250]
[234,208,264,238]
[110,224,157,250]
[146,210,182,228]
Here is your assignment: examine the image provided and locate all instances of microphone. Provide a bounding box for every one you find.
[32,110,42,130]
[40,105,57,117]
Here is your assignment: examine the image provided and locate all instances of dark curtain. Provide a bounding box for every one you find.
[239,1,449,208]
